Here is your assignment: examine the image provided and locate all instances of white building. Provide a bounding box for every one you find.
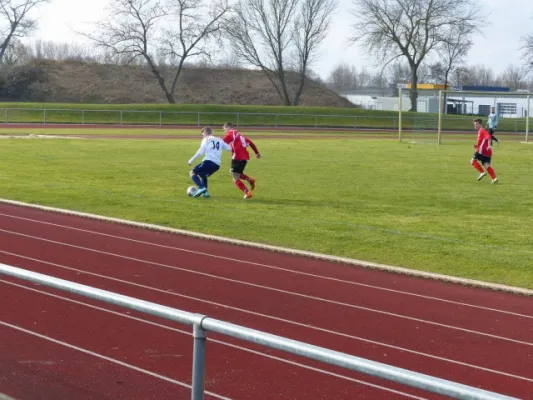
[340,89,530,118]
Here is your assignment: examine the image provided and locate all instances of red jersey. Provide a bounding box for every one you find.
[223,129,259,160]
[475,128,493,157]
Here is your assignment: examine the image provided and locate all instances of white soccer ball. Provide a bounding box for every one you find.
[187,186,198,197]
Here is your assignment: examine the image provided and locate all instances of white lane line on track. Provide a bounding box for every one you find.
[1,229,533,347]
[2,255,533,384]
[0,320,231,400]
[2,199,533,299]
[0,280,427,400]
[1,212,531,320]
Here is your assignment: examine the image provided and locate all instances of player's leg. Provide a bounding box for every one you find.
[483,159,497,183]
[199,161,216,190]
[238,163,255,191]
[240,173,256,191]
[194,172,209,197]
[471,153,486,180]
[190,165,203,188]
[192,163,209,197]
[231,160,252,198]
[200,161,220,198]
[489,129,499,145]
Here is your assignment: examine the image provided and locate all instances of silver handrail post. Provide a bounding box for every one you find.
[191,319,207,400]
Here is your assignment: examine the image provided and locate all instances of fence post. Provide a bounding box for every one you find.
[44,109,47,124]
[314,115,318,128]
[120,110,123,126]
[197,113,200,127]
[160,111,162,127]
[82,110,85,125]
[191,321,207,400]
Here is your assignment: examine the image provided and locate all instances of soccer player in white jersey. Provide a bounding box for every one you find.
[188,126,231,198]
[486,106,500,145]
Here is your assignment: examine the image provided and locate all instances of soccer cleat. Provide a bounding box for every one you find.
[477,172,487,181]
[249,177,256,192]
[243,191,253,199]
[203,191,210,198]
[193,187,207,198]
[491,178,498,184]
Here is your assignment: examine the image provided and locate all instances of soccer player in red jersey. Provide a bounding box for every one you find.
[472,118,498,184]
[222,122,261,199]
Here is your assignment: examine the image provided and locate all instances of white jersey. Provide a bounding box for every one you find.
[487,112,499,129]
[188,135,231,166]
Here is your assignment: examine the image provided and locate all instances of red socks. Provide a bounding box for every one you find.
[471,161,484,173]
[235,180,248,192]
[472,161,497,179]
[240,174,251,182]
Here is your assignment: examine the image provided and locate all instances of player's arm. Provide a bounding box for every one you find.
[474,132,483,149]
[245,137,261,158]
[485,131,494,146]
[221,140,232,151]
[188,139,207,165]
[222,132,232,144]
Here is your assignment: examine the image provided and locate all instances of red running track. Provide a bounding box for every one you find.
[0,202,532,399]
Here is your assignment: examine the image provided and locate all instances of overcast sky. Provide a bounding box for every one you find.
[28,0,533,80]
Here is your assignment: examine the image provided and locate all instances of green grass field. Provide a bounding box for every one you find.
[1,131,532,289]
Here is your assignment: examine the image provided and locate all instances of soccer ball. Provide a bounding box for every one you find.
[187,186,198,197]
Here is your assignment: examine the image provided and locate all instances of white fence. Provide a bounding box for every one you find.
[0,107,404,130]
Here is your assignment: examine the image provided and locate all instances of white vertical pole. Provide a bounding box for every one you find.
[437,90,443,144]
[526,95,530,143]
[398,86,402,142]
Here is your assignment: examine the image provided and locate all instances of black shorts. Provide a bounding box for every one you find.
[193,160,220,177]
[231,159,247,174]
[472,152,491,164]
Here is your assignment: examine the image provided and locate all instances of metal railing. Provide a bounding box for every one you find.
[0,107,388,129]
[0,263,517,400]
[0,107,531,134]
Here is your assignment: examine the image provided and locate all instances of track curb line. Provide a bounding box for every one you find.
[2,198,532,297]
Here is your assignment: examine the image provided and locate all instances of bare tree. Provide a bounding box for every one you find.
[428,26,472,112]
[368,71,387,88]
[452,65,495,86]
[219,53,240,68]
[356,67,372,87]
[292,0,336,104]
[496,65,530,91]
[0,0,49,63]
[225,0,336,106]
[327,63,358,91]
[387,61,410,95]
[82,0,229,103]
[24,40,97,62]
[432,26,472,89]
[349,0,482,111]
[522,32,533,69]
[1,38,29,64]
